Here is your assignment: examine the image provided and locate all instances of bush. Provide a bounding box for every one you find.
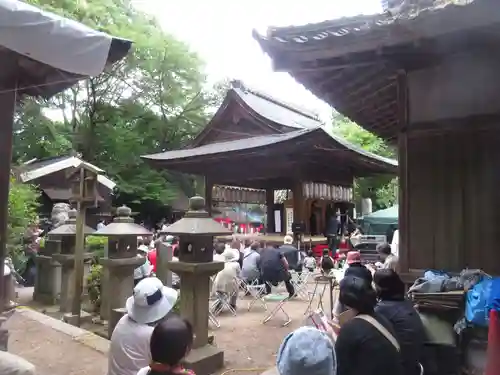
[86,264,103,312]
[86,235,107,260]
[8,177,39,268]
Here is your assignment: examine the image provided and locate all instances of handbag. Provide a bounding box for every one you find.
[356,314,400,352]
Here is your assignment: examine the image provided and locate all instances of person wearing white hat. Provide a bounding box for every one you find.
[212,247,241,312]
[134,245,152,285]
[108,277,178,375]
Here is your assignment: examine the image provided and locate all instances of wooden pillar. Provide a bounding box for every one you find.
[292,181,305,225]
[205,177,213,216]
[0,81,17,312]
[397,70,410,273]
[265,189,274,234]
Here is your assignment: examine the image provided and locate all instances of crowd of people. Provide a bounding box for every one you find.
[107,258,425,375]
[210,235,301,312]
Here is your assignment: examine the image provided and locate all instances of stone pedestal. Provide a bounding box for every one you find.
[52,253,92,313]
[168,261,224,375]
[99,267,110,320]
[100,256,144,337]
[34,238,62,304]
[156,242,173,287]
[109,307,127,337]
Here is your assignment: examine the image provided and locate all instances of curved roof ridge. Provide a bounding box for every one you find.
[231,79,321,122]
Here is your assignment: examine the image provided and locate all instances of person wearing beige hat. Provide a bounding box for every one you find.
[212,247,241,311]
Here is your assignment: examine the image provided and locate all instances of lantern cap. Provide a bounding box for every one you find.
[162,196,231,236]
[47,209,95,236]
[93,205,152,237]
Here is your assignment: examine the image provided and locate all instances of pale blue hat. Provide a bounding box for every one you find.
[277,326,336,375]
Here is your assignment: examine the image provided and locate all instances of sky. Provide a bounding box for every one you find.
[132,0,382,121]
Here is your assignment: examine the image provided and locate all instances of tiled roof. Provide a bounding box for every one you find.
[255,0,475,49]
[231,80,322,130]
[252,0,488,140]
[143,127,397,168]
[145,129,314,161]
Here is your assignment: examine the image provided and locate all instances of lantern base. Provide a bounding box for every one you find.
[182,344,224,375]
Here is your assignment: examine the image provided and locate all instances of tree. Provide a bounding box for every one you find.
[14,0,225,215]
[8,177,39,264]
[331,113,398,210]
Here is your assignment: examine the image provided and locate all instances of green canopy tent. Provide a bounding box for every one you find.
[361,205,398,235]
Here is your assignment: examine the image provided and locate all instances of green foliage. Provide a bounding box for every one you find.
[86,264,103,312]
[331,113,398,210]
[86,235,107,260]
[14,0,227,211]
[8,177,40,263]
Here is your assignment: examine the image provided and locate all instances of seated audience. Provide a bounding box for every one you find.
[241,241,261,284]
[136,314,194,375]
[213,242,225,262]
[279,235,302,272]
[375,242,399,272]
[277,326,336,375]
[303,250,317,273]
[213,248,241,311]
[260,245,295,298]
[332,251,372,322]
[344,251,372,283]
[335,275,403,375]
[134,245,153,286]
[109,278,179,375]
[320,248,334,275]
[374,269,426,375]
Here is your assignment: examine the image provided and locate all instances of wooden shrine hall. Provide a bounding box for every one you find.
[143,80,397,242]
[254,0,500,275]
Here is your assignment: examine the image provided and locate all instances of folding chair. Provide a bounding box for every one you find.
[211,279,238,317]
[245,280,268,311]
[209,309,221,328]
[208,277,221,328]
[262,293,291,326]
[290,270,310,299]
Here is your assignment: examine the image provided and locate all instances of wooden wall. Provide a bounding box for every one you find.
[406,129,500,274]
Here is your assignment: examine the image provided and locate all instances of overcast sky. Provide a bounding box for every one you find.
[133,0,382,120]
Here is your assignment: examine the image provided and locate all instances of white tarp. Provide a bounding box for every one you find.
[0,0,113,76]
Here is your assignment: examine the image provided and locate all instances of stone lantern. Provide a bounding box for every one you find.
[33,236,61,305]
[165,196,231,375]
[93,205,151,336]
[49,209,95,313]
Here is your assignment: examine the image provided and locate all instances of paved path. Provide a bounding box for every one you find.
[4,308,109,375]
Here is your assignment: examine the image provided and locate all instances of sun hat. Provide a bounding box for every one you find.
[138,244,149,253]
[222,248,240,263]
[346,251,362,265]
[283,235,294,245]
[125,277,178,324]
[165,235,174,243]
[277,326,336,375]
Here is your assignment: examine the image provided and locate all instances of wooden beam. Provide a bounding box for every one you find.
[397,70,410,274]
[408,113,500,138]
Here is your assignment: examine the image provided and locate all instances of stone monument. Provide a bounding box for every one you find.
[165,196,231,375]
[50,209,94,313]
[93,205,151,337]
